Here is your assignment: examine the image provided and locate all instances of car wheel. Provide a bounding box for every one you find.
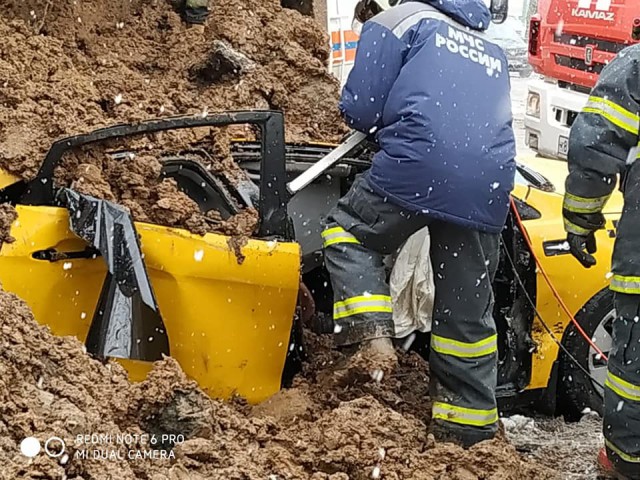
[558,288,614,421]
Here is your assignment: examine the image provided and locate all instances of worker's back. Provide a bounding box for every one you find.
[340,0,516,234]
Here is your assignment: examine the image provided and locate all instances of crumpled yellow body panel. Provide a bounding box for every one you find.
[511,183,619,391]
[0,205,300,404]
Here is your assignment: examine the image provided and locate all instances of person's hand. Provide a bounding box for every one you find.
[567,232,597,268]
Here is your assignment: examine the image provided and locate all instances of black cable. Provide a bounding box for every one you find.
[501,241,606,391]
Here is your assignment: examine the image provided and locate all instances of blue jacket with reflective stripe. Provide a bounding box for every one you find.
[340,0,516,233]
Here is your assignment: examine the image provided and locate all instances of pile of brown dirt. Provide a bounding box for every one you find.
[0,282,560,479]
[0,0,347,235]
[66,153,257,237]
[0,204,18,248]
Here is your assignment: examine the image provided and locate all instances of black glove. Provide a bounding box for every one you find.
[562,208,605,268]
[567,231,597,268]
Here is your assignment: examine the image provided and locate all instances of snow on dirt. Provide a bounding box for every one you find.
[503,412,603,479]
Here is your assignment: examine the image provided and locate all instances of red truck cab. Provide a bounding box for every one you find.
[524,0,640,160]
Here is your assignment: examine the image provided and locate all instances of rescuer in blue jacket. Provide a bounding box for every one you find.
[322,0,516,447]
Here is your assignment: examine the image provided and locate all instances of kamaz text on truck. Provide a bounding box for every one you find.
[524,0,640,160]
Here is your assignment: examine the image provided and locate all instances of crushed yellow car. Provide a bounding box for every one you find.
[0,112,622,417]
[0,112,302,404]
[503,157,621,418]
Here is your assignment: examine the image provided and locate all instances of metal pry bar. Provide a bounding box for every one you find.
[286,130,368,195]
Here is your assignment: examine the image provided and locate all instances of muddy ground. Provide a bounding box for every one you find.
[503,412,603,479]
[0,273,560,480]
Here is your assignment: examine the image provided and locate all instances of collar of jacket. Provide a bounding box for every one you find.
[399,0,491,31]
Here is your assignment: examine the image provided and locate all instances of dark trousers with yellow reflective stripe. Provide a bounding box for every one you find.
[603,293,640,479]
[323,175,501,446]
[606,162,640,478]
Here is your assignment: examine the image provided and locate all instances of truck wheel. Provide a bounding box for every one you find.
[558,288,614,420]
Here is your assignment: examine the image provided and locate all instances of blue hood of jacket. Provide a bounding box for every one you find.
[412,0,491,31]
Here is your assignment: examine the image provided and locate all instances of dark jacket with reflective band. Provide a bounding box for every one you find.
[339,0,516,234]
[566,44,640,476]
[564,44,640,290]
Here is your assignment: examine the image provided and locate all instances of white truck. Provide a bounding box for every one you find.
[523,0,638,160]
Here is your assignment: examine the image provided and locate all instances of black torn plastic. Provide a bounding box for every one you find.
[58,188,170,362]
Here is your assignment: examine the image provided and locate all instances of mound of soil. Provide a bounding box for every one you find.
[66,154,258,237]
[0,0,347,235]
[0,279,558,480]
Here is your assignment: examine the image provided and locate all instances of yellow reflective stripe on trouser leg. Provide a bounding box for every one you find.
[563,192,611,214]
[605,371,640,402]
[606,439,640,464]
[333,295,392,320]
[610,275,640,294]
[583,96,640,135]
[321,226,361,248]
[432,402,498,427]
[431,334,497,358]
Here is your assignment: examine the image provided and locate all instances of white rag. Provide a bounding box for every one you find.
[389,226,435,337]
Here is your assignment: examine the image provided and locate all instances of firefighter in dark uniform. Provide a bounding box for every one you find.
[563,43,640,480]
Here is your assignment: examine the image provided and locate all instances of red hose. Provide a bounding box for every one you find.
[509,196,609,362]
